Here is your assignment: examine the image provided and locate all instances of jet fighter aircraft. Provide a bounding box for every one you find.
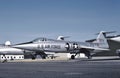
[12,31,110,59]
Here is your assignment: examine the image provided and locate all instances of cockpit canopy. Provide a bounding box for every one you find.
[32,37,56,43]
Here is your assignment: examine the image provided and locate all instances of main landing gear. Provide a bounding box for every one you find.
[71,55,75,59]
[70,49,92,60]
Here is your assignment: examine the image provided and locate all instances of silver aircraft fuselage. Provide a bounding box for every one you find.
[13,37,108,55]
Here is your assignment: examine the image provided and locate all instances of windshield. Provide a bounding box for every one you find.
[32,37,56,43]
[32,37,46,42]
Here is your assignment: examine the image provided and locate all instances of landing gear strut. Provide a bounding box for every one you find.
[70,53,78,59]
[41,55,46,59]
[87,55,92,59]
[31,55,36,60]
[86,52,92,59]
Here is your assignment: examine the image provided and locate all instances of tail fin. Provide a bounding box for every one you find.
[94,31,109,48]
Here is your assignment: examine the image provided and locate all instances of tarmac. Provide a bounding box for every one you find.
[0,56,120,78]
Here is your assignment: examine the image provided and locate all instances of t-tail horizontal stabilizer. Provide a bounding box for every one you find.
[57,36,70,40]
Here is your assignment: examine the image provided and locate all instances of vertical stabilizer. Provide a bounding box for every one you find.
[94,31,109,48]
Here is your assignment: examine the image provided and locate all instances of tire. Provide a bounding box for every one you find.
[118,53,120,57]
[31,55,36,60]
[88,56,92,59]
[71,55,75,59]
[42,56,46,59]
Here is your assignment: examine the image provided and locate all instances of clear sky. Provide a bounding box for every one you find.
[0,0,120,44]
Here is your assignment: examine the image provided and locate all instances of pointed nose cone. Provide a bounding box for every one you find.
[13,44,37,50]
[13,41,34,49]
[13,44,28,49]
